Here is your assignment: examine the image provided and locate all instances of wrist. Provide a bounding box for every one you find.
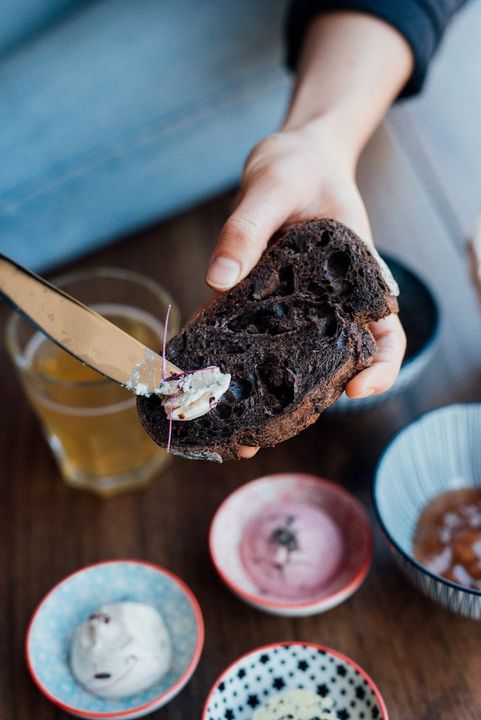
[282,111,362,169]
[283,12,413,159]
[280,114,361,175]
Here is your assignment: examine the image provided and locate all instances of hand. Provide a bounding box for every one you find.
[206,123,406,394]
[205,11,411,458]
[205,125,405,458]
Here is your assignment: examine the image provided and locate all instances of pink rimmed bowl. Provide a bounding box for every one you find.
[209,473,372,616]
[26,560,204,719]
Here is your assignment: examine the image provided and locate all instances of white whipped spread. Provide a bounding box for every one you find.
[70,602,172,699]
[253,689,334,720]
[155,366,231,421]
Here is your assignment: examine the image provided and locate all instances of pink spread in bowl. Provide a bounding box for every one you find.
[209,473,372,616]
[240,501,344,600]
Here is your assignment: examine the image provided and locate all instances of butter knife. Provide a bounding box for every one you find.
[0,253,182,395]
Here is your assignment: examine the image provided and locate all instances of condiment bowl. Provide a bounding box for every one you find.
[374,403,481,618]
[26,560,204,719]
[209,473,372,616]
[202,641,389,719]
[331,254,440,413]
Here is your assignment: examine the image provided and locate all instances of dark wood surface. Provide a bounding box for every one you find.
[2,5,481,713]
[1,171,481,720]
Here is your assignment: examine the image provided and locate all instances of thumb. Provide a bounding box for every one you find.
[206,173,288,291]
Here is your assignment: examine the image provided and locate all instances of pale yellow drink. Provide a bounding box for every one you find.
[22,303,170,496]
[6,267,179,496]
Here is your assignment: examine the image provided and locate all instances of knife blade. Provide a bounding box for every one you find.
[0,253,182,395]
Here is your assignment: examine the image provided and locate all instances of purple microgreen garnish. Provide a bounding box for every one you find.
[159,303,222,449]
[165,389,185,453]
[166,397,174,454]
[161,303,172,382]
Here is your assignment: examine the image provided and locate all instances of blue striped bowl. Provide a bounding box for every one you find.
[373,404,481,619]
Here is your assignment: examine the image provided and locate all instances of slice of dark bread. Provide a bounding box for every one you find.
[137,218,398,462]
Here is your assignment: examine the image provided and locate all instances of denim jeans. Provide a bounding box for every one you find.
[0,0,291,270]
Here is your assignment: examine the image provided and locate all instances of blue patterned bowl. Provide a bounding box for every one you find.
[26,560,204,719]
[202,642,388,719]
[374,404,481,618]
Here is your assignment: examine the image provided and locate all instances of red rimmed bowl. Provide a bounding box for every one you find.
[26,560,204,719]
[202,641,389,720]
[209,473,372,616]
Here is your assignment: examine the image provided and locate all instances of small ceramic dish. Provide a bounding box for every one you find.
[330,253,440,413]
[202,641,389,719]
[26,560,204,719]
[209,473,372,616]
[374,403,481,619]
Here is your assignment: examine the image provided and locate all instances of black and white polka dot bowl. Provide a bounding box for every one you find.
[202,642,388,720]
[330,254,440,414]
[374,403,481,619]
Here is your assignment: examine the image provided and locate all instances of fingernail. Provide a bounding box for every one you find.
[356,386,376,398]
[206,257,241,289]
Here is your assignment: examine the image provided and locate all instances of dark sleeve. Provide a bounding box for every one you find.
[286,0,469,98]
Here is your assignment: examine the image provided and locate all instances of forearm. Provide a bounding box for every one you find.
[283,12,413,165]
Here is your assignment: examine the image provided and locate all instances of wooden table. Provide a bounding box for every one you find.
[2,5,481,718]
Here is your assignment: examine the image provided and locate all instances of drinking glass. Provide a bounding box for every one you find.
[5,267,180,497]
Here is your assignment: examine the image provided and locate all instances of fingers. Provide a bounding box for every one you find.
[345,314,406,398]
[206,172,289,291]
[237,445,260,459]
